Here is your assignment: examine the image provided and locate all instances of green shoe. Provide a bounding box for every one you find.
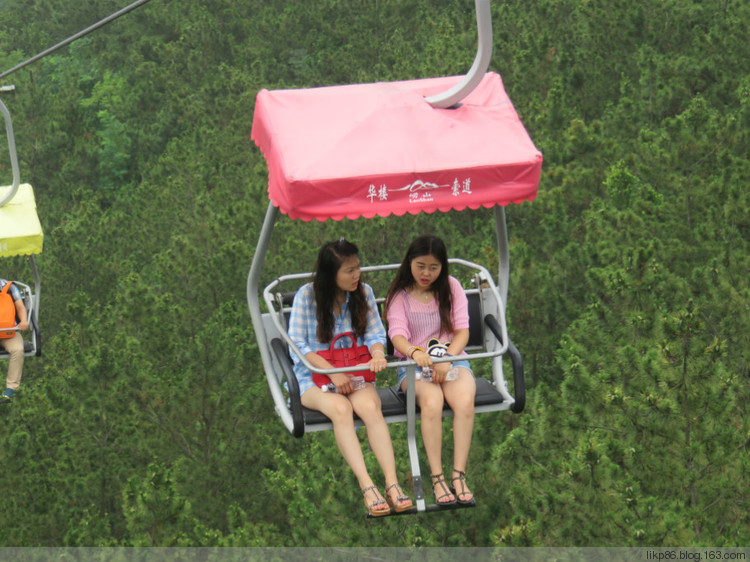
[0,388,14,404]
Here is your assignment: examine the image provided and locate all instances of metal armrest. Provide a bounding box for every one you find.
[484,314,525,413]
[507,340,525,413]
[270,338,305,438]
[33,325,42,357]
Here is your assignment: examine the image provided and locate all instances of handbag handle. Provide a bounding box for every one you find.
[328,331,358,351]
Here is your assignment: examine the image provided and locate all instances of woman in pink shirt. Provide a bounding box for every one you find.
[385,235,476,505]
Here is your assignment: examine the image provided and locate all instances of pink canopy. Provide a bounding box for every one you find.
[251,72,542,222]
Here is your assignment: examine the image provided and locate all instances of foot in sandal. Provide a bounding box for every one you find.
[431,473,456,505]
[385,483,413,513]
[362,485,390,516]
[450,469,474,504]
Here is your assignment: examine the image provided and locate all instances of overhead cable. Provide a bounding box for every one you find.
[0,0,155,81]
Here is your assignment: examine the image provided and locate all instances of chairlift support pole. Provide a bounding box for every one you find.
[0,96,21,208]
[494,206,510,308]
[425,0,493,108]
[247,204,297,433]
[405,364,425,511]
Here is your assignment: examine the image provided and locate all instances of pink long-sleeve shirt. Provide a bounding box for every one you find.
[386,275,470,357]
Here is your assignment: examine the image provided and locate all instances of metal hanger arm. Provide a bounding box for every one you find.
[425,0,493,109]
[0,98,20,208]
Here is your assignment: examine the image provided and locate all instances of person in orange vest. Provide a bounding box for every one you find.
[0,278,28,404]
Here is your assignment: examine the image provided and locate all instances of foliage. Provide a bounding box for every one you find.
[0,0,748,547]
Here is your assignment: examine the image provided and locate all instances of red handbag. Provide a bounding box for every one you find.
[313,332,374,388]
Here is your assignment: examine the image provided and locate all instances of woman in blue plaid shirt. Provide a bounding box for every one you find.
[288,239,412,516]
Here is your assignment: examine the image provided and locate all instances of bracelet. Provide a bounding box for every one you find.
[407,346,424,359]
[371,349,385,357]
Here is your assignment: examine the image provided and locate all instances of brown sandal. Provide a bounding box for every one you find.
[385,483,413,513]
[450,469,474,504]
[431,473,456,505]
[362,485,390,517]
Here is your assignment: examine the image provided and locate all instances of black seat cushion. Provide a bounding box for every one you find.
[300,377,505,425]
[391,376,504,412]
[301,386,407,425]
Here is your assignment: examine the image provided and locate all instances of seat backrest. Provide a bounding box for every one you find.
[277,286,485,357]
[466,291,483,348]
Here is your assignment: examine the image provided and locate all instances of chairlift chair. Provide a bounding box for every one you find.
[0,93,43,358]
[247,0,542,514]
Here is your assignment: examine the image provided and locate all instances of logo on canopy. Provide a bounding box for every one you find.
[368,177,473,204]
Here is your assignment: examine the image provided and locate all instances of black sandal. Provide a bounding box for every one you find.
[431,473,456,505]
[450,469,474,504]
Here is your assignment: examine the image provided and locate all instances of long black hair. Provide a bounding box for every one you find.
[312,239,368,343]
[385,234,453,335]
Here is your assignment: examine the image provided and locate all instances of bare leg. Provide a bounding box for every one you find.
[302,388,373,488]
[442,368,476,501]
[302,386,388,513]
[349,384,396,484]
[350,384,412,510]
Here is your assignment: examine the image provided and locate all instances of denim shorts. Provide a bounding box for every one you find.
[396,358,472,388]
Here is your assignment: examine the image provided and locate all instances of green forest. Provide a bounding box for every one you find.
[0,0,748,548]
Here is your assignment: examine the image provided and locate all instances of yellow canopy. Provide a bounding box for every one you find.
[0,183,44,257]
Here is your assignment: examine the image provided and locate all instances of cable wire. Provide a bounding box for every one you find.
[0,0,155,81]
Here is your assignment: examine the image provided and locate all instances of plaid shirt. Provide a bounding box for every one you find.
[288,282,386,384]
[0,279,22,302]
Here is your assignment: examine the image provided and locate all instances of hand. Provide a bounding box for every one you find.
[328,373,353,394]
[17,320,29,331]
[413,350,433,369]
[368,355,387,373]
[431,362,450,384]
